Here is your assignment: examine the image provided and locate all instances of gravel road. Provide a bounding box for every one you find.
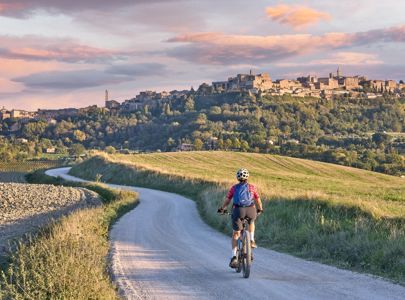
[0,181,100,255]
[48,168,405,300]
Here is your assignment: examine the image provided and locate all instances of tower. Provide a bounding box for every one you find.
[105,90,109,102]
[337,66,341,78]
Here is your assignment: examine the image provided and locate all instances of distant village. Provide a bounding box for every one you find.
[2,68,405,127]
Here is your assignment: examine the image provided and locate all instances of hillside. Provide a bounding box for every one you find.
[71,151,405,282]
[1,93,404,176]
[98,151,404,218]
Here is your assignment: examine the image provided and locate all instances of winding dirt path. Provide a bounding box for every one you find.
[46,168,405,300]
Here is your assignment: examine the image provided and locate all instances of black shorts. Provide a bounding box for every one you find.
[232,205,257,231]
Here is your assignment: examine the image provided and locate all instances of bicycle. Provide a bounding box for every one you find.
[236,216,252,278]
[220,210,253,279]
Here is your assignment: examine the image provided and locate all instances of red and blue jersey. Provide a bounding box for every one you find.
[227,182,259,207]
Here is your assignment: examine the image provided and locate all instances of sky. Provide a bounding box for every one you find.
[0,0,404,110]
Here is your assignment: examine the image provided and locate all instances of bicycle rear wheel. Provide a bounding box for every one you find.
[242,230,251,278]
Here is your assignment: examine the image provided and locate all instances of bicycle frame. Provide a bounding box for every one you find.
[236,217,252,278]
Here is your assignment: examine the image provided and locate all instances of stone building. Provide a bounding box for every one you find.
[385,80,397,92]
[212,81,229,92]
[212,71,272,93]
[316,78,339,90]
[0,107,10,120]
[275,79,301,89]
[105,100,120,110]
[338,77,359,90]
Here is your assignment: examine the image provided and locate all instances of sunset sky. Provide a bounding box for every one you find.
[0,0,404,110]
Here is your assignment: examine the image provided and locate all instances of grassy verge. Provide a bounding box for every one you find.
[70,154,405,284]
[0,169,138,299]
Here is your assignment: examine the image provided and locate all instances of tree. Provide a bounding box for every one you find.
[232,137,241,149]
[164,103,172,115]
[372,132,391,146]
[195,113,207,125]
[73,130,86,142]
[194,138,204,151]
[69,144,86,156]
[105,146,116,154]
[209,106,222,115]
[224,138,232,150]
[184,97,195,111]
[240,140,250,152]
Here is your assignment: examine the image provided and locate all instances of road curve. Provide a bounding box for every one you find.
[46,168,405,300]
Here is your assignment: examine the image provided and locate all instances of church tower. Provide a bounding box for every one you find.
[337,66,341,78]
[105,90,109,102]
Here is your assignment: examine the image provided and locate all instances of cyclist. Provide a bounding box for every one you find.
[218,168,263,268]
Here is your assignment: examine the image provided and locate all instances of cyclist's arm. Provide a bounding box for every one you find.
[220,197,232,210]
[220,186,234,210]
[255,197,263,211]
[252,186,263,211]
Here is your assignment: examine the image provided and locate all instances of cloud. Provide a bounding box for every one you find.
[0,0,179,17]
[266,4,331,29]
[167,25,405,65]
[310,52,384,66]
[106,63,167,76]
[0,35,130,63]
[12,63,168,90]
[276,52,384,67]
[13,70,123,89]
[0,78,23,93]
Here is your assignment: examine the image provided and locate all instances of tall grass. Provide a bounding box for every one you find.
[0,171,138,299]
[70,154,405,283]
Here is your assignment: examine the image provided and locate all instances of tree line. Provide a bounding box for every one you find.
[1,92,404,175]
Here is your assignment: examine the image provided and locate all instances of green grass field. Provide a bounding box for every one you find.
[70,151,405,283]
[103,151,405,219]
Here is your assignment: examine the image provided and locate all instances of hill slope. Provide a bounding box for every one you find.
[71,151,405,282]
[103,151,404,218]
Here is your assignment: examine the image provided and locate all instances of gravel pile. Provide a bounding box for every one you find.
[0,183,101,255]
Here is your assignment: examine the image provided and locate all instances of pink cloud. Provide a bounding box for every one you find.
[167,25,405,64]
[0,35,130,63]
[0,78,24,93]
[0,58,61,77]
[276,52,384,67]
[0,2,27,14]
[266,4,331,28]
[311,52,384,65]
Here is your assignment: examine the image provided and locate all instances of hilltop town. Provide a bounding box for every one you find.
[1,68,405,123]
[105,68,405,113]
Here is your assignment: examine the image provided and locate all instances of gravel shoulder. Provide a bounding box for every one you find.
[0,182,101,256]
[49,168,405,300]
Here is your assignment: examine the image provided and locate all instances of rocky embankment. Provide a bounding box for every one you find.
[0,183,100,256]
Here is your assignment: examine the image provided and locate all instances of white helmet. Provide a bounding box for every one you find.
[236,168,249,181]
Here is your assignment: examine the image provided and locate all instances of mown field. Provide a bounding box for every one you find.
[101,151,404,218]
[70,151,405,283]
[0,161,66,183]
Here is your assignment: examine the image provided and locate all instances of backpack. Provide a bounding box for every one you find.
[233,183,254,207]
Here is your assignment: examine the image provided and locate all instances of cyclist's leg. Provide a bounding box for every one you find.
[232,230,240,255]
[231,207,243,252]
[230,206,243,267]
[246,206,257,246]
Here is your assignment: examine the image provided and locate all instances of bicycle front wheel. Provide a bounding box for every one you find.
[242,230,251,278]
